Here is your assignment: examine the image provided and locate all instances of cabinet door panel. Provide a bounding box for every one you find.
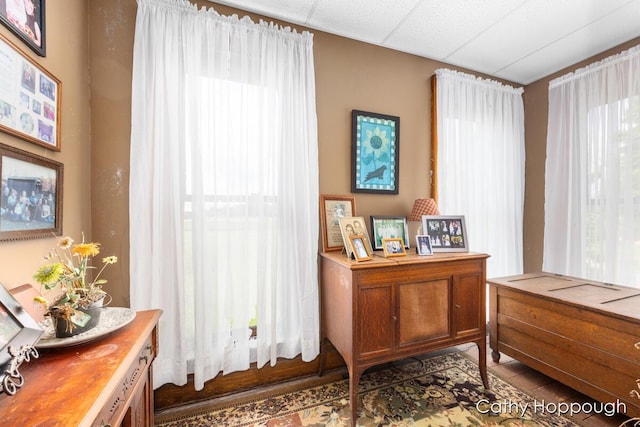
[398,279,450,346]
[455,273,483,336]
[358,285,394,358]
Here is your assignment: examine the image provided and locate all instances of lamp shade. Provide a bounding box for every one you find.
[408,198,439,221]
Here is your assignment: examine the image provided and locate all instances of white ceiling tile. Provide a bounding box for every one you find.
[210,0,316,24]
[496,2,640,83]
[384,0,527,60]
[209,0,640,85]
[446,0,638,76]
[307,0,422,43]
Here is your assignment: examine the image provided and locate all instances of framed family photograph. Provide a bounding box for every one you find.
[351,110,399,194]
[349,234,371,262]
[0,32,60,151]
[416,234,433,255]
[338,216,373,259]
[370,215,409,250]
[0,142,62,241]
[421,215,468,252]
[0,0,45,56]
[320,194,356,252]
[382,237,406,257]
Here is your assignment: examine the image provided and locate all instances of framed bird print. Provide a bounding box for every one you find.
[351,110,399,194]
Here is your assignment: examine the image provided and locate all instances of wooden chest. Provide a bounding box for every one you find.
[488,273,640,418]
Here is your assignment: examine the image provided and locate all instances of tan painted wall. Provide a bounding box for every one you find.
[87,0,508,307]
[2,0,638,307]
[0,2,91,291]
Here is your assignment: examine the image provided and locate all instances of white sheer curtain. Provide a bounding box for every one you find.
[129,0,319,390]
[435,69,525,279]
[544,45,640,286]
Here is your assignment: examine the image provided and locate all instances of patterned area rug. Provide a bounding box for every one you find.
[155,352,579,426]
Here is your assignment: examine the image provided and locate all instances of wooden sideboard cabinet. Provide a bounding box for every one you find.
[488,273,640,418]
[0,309,162,427]
[319,251,490,426]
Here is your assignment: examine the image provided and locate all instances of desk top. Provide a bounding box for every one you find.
[320,250,489,270]
[488,272,640,321]
[0,309,162,426]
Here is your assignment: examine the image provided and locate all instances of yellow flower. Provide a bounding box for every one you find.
[33,262,65,286]
[72,242,100,258]
[33,296,48,306]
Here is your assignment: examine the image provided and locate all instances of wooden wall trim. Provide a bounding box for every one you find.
[430,74,438,203]
[154,350,345,410]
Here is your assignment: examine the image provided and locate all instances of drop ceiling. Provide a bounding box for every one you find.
[209,0,640,85]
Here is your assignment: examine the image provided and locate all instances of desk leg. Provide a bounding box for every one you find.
[348,367,362,427]
[476,339,489,389]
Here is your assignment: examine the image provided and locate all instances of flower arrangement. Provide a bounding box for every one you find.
[32,235,117,332]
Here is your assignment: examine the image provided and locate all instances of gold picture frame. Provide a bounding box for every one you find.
[349,234,371,262]
[0,33,61,151]
[382,237,406,257]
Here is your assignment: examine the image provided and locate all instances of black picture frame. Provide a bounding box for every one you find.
[351,110,399,194]
[0,142,63,241]
[421,215,469,252]
[0,0,46,57]
[370,215,409,250]
[0,283,42,371]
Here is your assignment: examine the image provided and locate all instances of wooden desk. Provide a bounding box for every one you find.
[488,273,640,418]
[319,251,489,426]
[0,309,162,427]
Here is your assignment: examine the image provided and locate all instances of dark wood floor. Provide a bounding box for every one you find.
[459,342,634,427]
[156,342,637,427]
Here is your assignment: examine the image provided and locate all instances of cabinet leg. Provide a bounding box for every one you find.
[491,350,501,363]
[348,369,362,427]
[476,340,489,390]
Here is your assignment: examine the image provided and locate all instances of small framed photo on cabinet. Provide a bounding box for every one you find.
[421,215,468,252]
[349,234,371,262]
[382,237,406,257]
[416,235,433,255]
[370,215,409,250]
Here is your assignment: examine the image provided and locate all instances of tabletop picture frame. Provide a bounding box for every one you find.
[320,194,356,252]
[349,234,371,262]
[0,142,63,241]
[416,234,433,255]
[370,215,409,250]
[382,237,406,257]
[351,110,399,194]
[421,215,469,252]
[338,216,373,259]
[0,32,60,151]
[0,0,45,56]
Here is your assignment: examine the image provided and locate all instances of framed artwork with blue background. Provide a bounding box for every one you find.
[351,110,399,194]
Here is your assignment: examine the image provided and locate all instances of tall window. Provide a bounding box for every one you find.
[434,69,525,279]
[544,45,640,287]
[130,0,320,391]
